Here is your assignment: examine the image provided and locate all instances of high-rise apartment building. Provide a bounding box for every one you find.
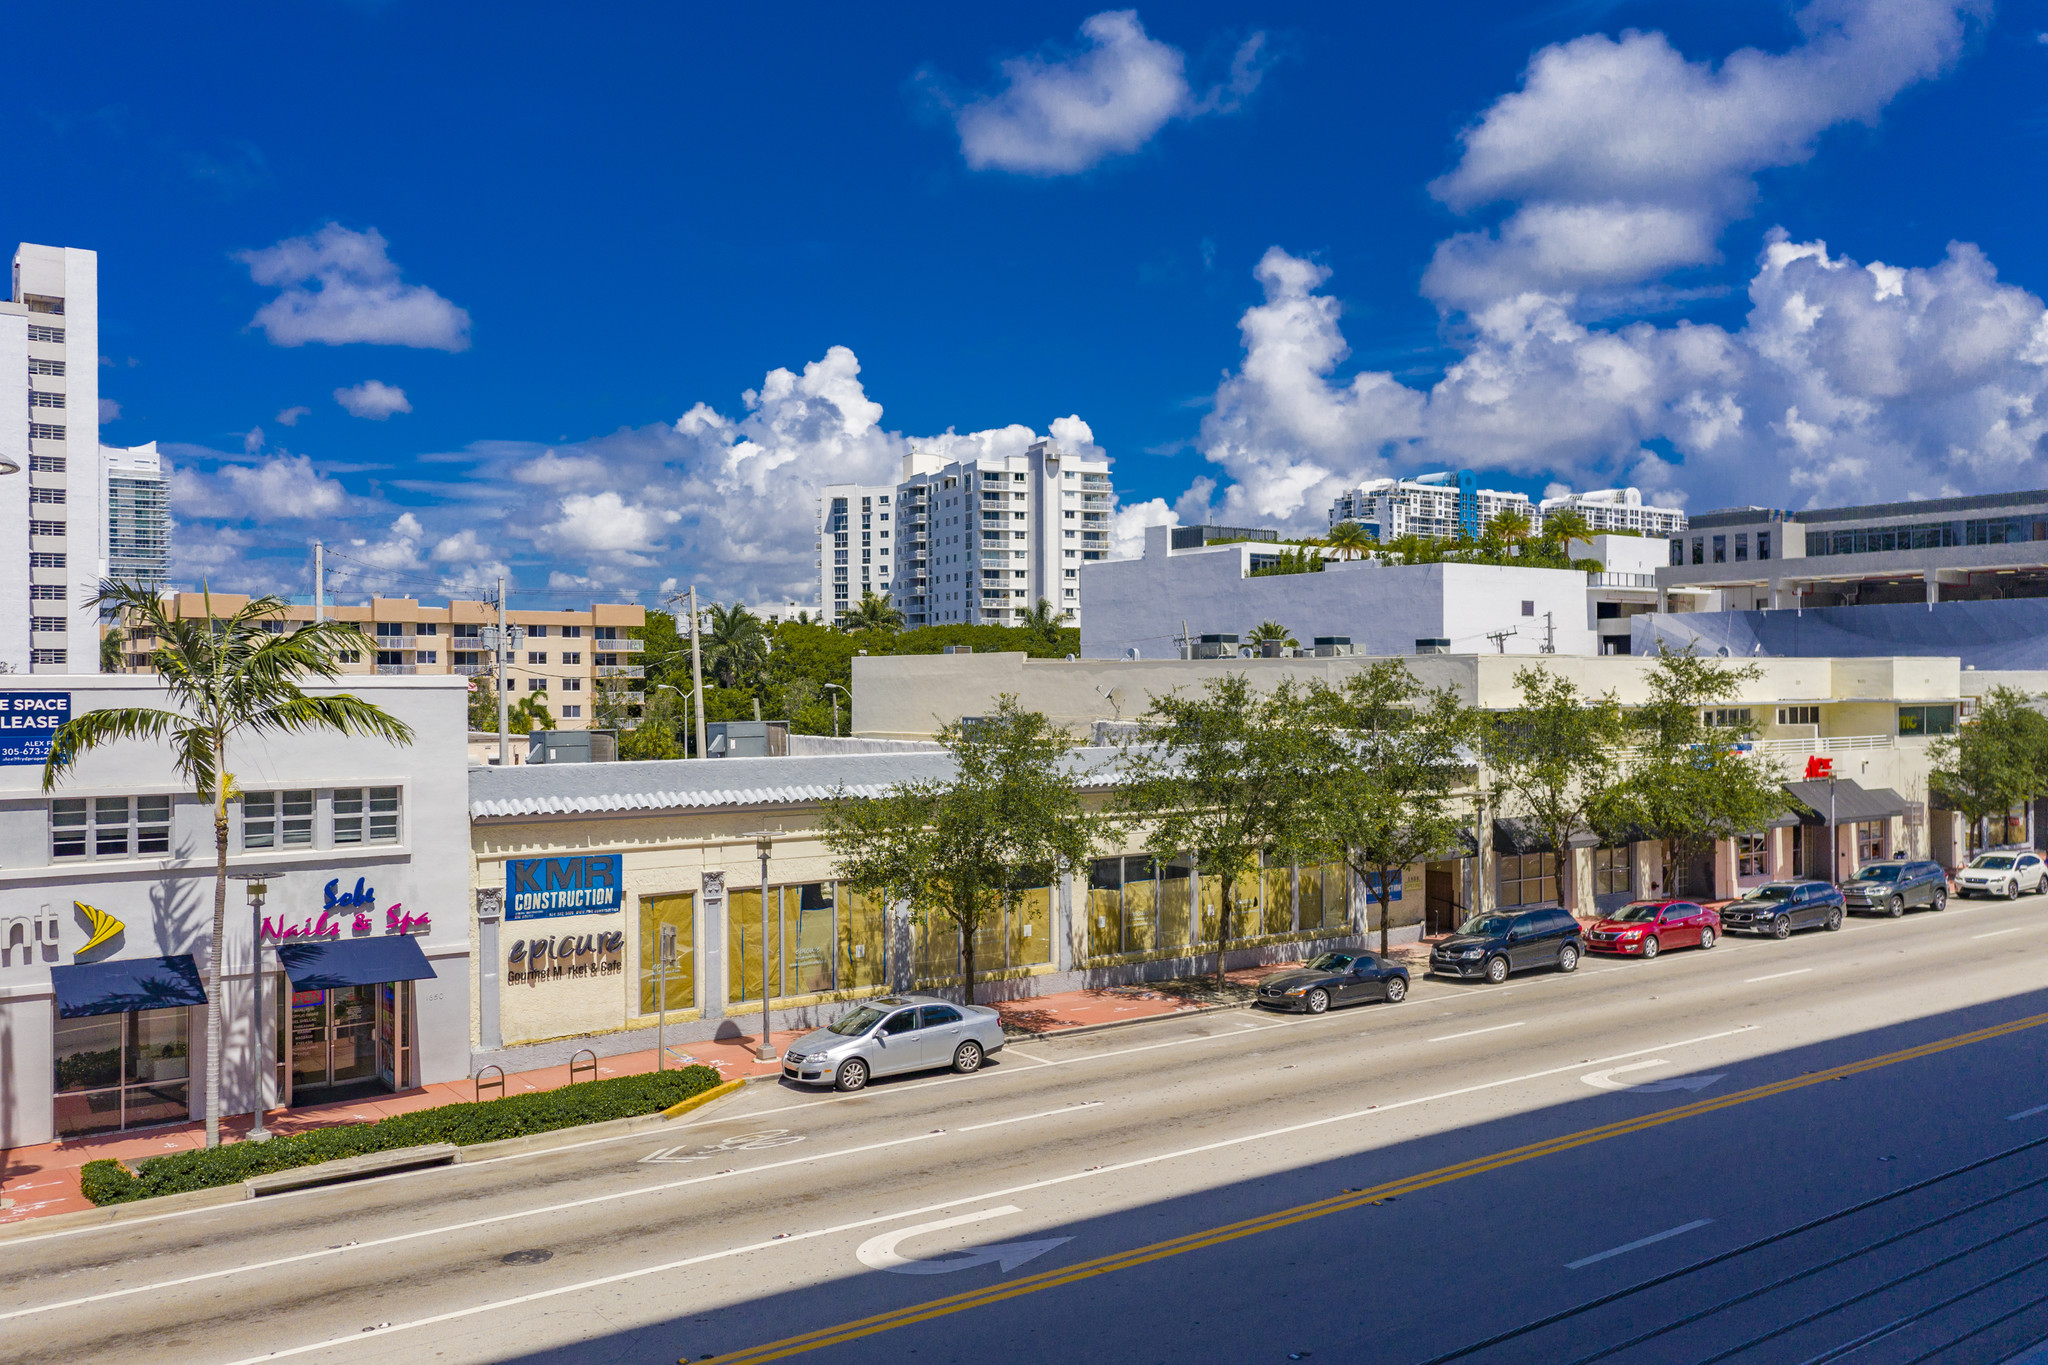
[1330,472,1686,544]
[1538,486,1686,537]
[819,438,1113,629]
[103,441,168,590]
[1,243,104,674]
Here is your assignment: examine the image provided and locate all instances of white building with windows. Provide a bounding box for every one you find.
[1538,486,1687,537]
[1330,472,1685,544]
[0,243,168,674]
[0,674,470,1148]
[818,438,1113,629]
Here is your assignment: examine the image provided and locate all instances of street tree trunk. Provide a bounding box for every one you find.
[1215,871,1234,986]
[958,902,977,1008]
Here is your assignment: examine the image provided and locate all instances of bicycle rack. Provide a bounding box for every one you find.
[569,1048,598,1085]
[474,1064,506,1102]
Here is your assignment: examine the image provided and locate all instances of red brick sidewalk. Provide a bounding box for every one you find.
[0,959,1325,1226]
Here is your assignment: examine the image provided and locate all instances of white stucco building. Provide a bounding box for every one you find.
[1540,486,1687,537]
[0,675,470,1148]
[819,438,1114,629]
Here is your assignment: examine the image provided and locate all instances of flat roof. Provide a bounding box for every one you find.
[1690,490,2048,530]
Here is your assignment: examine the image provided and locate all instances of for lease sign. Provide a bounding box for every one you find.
[0,692,70,766]
[505,854,623,920]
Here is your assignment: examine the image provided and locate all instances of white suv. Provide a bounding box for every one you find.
[1957,851,2047,899]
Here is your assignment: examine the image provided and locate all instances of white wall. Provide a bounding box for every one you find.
[1080,525,1598,658]
[0,306,27,676]
[0,675,470,1145]
[1573,535,1672,574]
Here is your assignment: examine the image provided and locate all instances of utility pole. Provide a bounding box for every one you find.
[688,585,707,760]
[497,576,510,767]
[1541,612,1556,654]
[1485,627,1517,654]
[312,541,324,623]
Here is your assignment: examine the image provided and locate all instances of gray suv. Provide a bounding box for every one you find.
[781,994,1007,1092]
[1841,860,1948,917]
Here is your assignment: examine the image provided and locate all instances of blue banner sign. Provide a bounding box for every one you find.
[0,692,70,766]
[506,854,622,920]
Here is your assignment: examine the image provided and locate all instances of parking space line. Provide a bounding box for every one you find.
[1566,1218,1713,1269]
[1002,1049,1055,1067]
[958,1102,1103,1133]
[1429,1022,1525,1043]
[1745,968,1814,984]
[1974,927,2028,940]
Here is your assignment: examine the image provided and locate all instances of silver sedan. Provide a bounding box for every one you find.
[781,994,1008,1092]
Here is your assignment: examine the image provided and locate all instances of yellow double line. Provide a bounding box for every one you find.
[698,1010,2048,1365]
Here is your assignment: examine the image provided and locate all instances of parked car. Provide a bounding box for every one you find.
[1255,950,1410,1013]
[1719,880,1844,938]
[781,994,1007,1092]
[1956,852,2046,901]
[1429,906,1582,984]
[1842,860,1950,915]
[1584,900,1719,958]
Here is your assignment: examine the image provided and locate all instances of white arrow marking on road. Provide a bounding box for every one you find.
[1581,1059,1726,1093]
[855,1206,1071,1276]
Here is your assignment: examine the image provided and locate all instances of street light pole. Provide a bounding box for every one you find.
[240,876,272,1143]
[822,683,846,738]
[750,832,778,1062]
[496,575,510,767]
[1829,772,1839,885]
[688,586,708,760]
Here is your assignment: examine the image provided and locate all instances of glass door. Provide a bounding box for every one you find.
[329,985,377,1085]
[290,989,330,1095]
[289,984,388,1096]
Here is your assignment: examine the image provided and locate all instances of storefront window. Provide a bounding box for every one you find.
[839,889,886,990]
[53,1007,190,1136]
[1158,858,1193,948]
[1737,834,1768,878]
[1498,852,1557,907]
[786,883,837,997]
[1087,858,1124,958]
[1898,705,1956,736]
[1594,847,1632,896]
[726,881,864,1003]
[1262,858,1293,937]
[639,892,695,1014]
[1856,821,1885,863]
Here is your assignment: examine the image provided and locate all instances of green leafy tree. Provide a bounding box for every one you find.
[100,624,127,673]
[702,602,770,689]
[1018,598,1063,646]
[840,590,905,633]
[1482,667,1629,914]
[1305,662,1479,953]
[466,677,500,732]
[1247,546,1326,578]
[507,693,556,734]
[1114,675,1325,984]
[42,584,414,1150]
[619,684,684,760]
[821,696,1097,1006]
[1613,649,1790,894]
[1930,687,2048,852]
[1326,521,1375,560]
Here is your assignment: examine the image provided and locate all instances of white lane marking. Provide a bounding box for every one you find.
[1566,1219,1712,1269]
[200,1025,1758,1363]
[1974,927,2028,940]
[958,1102,1103,1133]
[853,1206,1071,1275]
[1745,968,1814,983]
[2008,1102,2048,1122]
[0,1130,944,1324]
[1001,1048,1055,1067]
[1581,1061,1725,1094]
[1429,1022,1525,1043]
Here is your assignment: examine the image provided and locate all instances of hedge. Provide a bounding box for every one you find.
[80,1064,723,1206]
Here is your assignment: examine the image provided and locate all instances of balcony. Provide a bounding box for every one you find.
[596,665,645,679]
[375,664,418,676]
[592,637,644,652]
[452,663,491,677]
[372,635,416,650]
[1588,572,1658,589]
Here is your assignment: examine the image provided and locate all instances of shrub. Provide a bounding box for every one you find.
[81,1064,723,1205]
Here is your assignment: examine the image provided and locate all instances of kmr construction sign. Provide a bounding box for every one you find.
[505,854,623,920]
[0,692,70,766]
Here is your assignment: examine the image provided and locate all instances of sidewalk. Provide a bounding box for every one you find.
[0,958,1323,1226]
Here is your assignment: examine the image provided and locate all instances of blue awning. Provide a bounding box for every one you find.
[51,954,208,1019]
[277,935,437,990]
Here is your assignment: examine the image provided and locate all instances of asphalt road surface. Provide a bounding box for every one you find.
[5,894,2048,1365]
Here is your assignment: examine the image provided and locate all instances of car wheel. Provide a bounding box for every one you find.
[1558,943,1581,973]
[1306,988,1329,1015]
[2007,881,2022,901]
[1384,976,1408,1004]
[1773,915,1793,940]
[833,1058,869,1093]
[1932,888,1948,912]
[1824,907,1843,932]
[1699,927,1716,951]
[1641,935,1660,960]
[1484,956,1510,985]
[951,1040,983,1074]
[1889,895,1906,918]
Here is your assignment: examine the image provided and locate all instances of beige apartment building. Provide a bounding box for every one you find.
[119,595,646,731]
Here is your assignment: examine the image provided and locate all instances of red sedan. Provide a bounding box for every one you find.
[1583,900,1719,959]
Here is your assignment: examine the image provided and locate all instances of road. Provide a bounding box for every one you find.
[4,894,2048,1365]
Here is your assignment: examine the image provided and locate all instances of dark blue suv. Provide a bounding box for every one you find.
[1719,880,1845,939]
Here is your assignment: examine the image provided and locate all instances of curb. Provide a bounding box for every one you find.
[660,1077,746,1119]
[0,1182,246,1242]
[1001,996,1255,1042]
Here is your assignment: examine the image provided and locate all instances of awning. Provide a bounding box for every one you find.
[277,935,437,990]
[1492,819,1602,856]
[1779,779,1913,827]
[51,954,207,1019]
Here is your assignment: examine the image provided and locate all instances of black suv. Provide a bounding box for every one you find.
[1429,906,1583,984]
[1720,880,1844,937]
[1841,860,1948,916]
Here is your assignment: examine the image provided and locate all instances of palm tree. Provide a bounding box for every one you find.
[99,624,127,673]
[1539,507,1592,550]
[840,590,905,633]
[1018,597,1063,645]
[1246,620,1299,648]
[701,602,769,689]
[1326,521,1375,561]
[42,583,414,1150]
[1486,509,1533,547]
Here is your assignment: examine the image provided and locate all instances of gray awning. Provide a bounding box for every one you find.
[1492,819,1602,856]
[1779,779,1912,827]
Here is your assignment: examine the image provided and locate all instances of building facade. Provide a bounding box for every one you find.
[0,675,470,1148]
[1539,486,1687,537]
[126,595,645,731]
[102,441,169,591]
[819,439,1114,629]
[1329,471,1535,542]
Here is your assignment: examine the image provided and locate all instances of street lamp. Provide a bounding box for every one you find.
[232,875,273,1143]
[654,683,691,755]
[745,831,779,1062]
[821,684,847,739]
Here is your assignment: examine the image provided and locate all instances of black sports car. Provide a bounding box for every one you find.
[1254,951,1410,1014]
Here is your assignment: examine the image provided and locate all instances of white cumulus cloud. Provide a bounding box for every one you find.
[239,224,472,350]
[946,11,1269,175]
[276,405,311,426]
[334,380,412,420]
[172,452,352,521]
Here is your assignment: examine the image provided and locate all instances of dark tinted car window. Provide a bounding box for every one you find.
[1547,909,1577,932]
[920,1005,962,1027]
[881,1010,918,1035]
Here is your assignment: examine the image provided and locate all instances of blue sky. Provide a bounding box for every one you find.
[14,1,2048,605]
